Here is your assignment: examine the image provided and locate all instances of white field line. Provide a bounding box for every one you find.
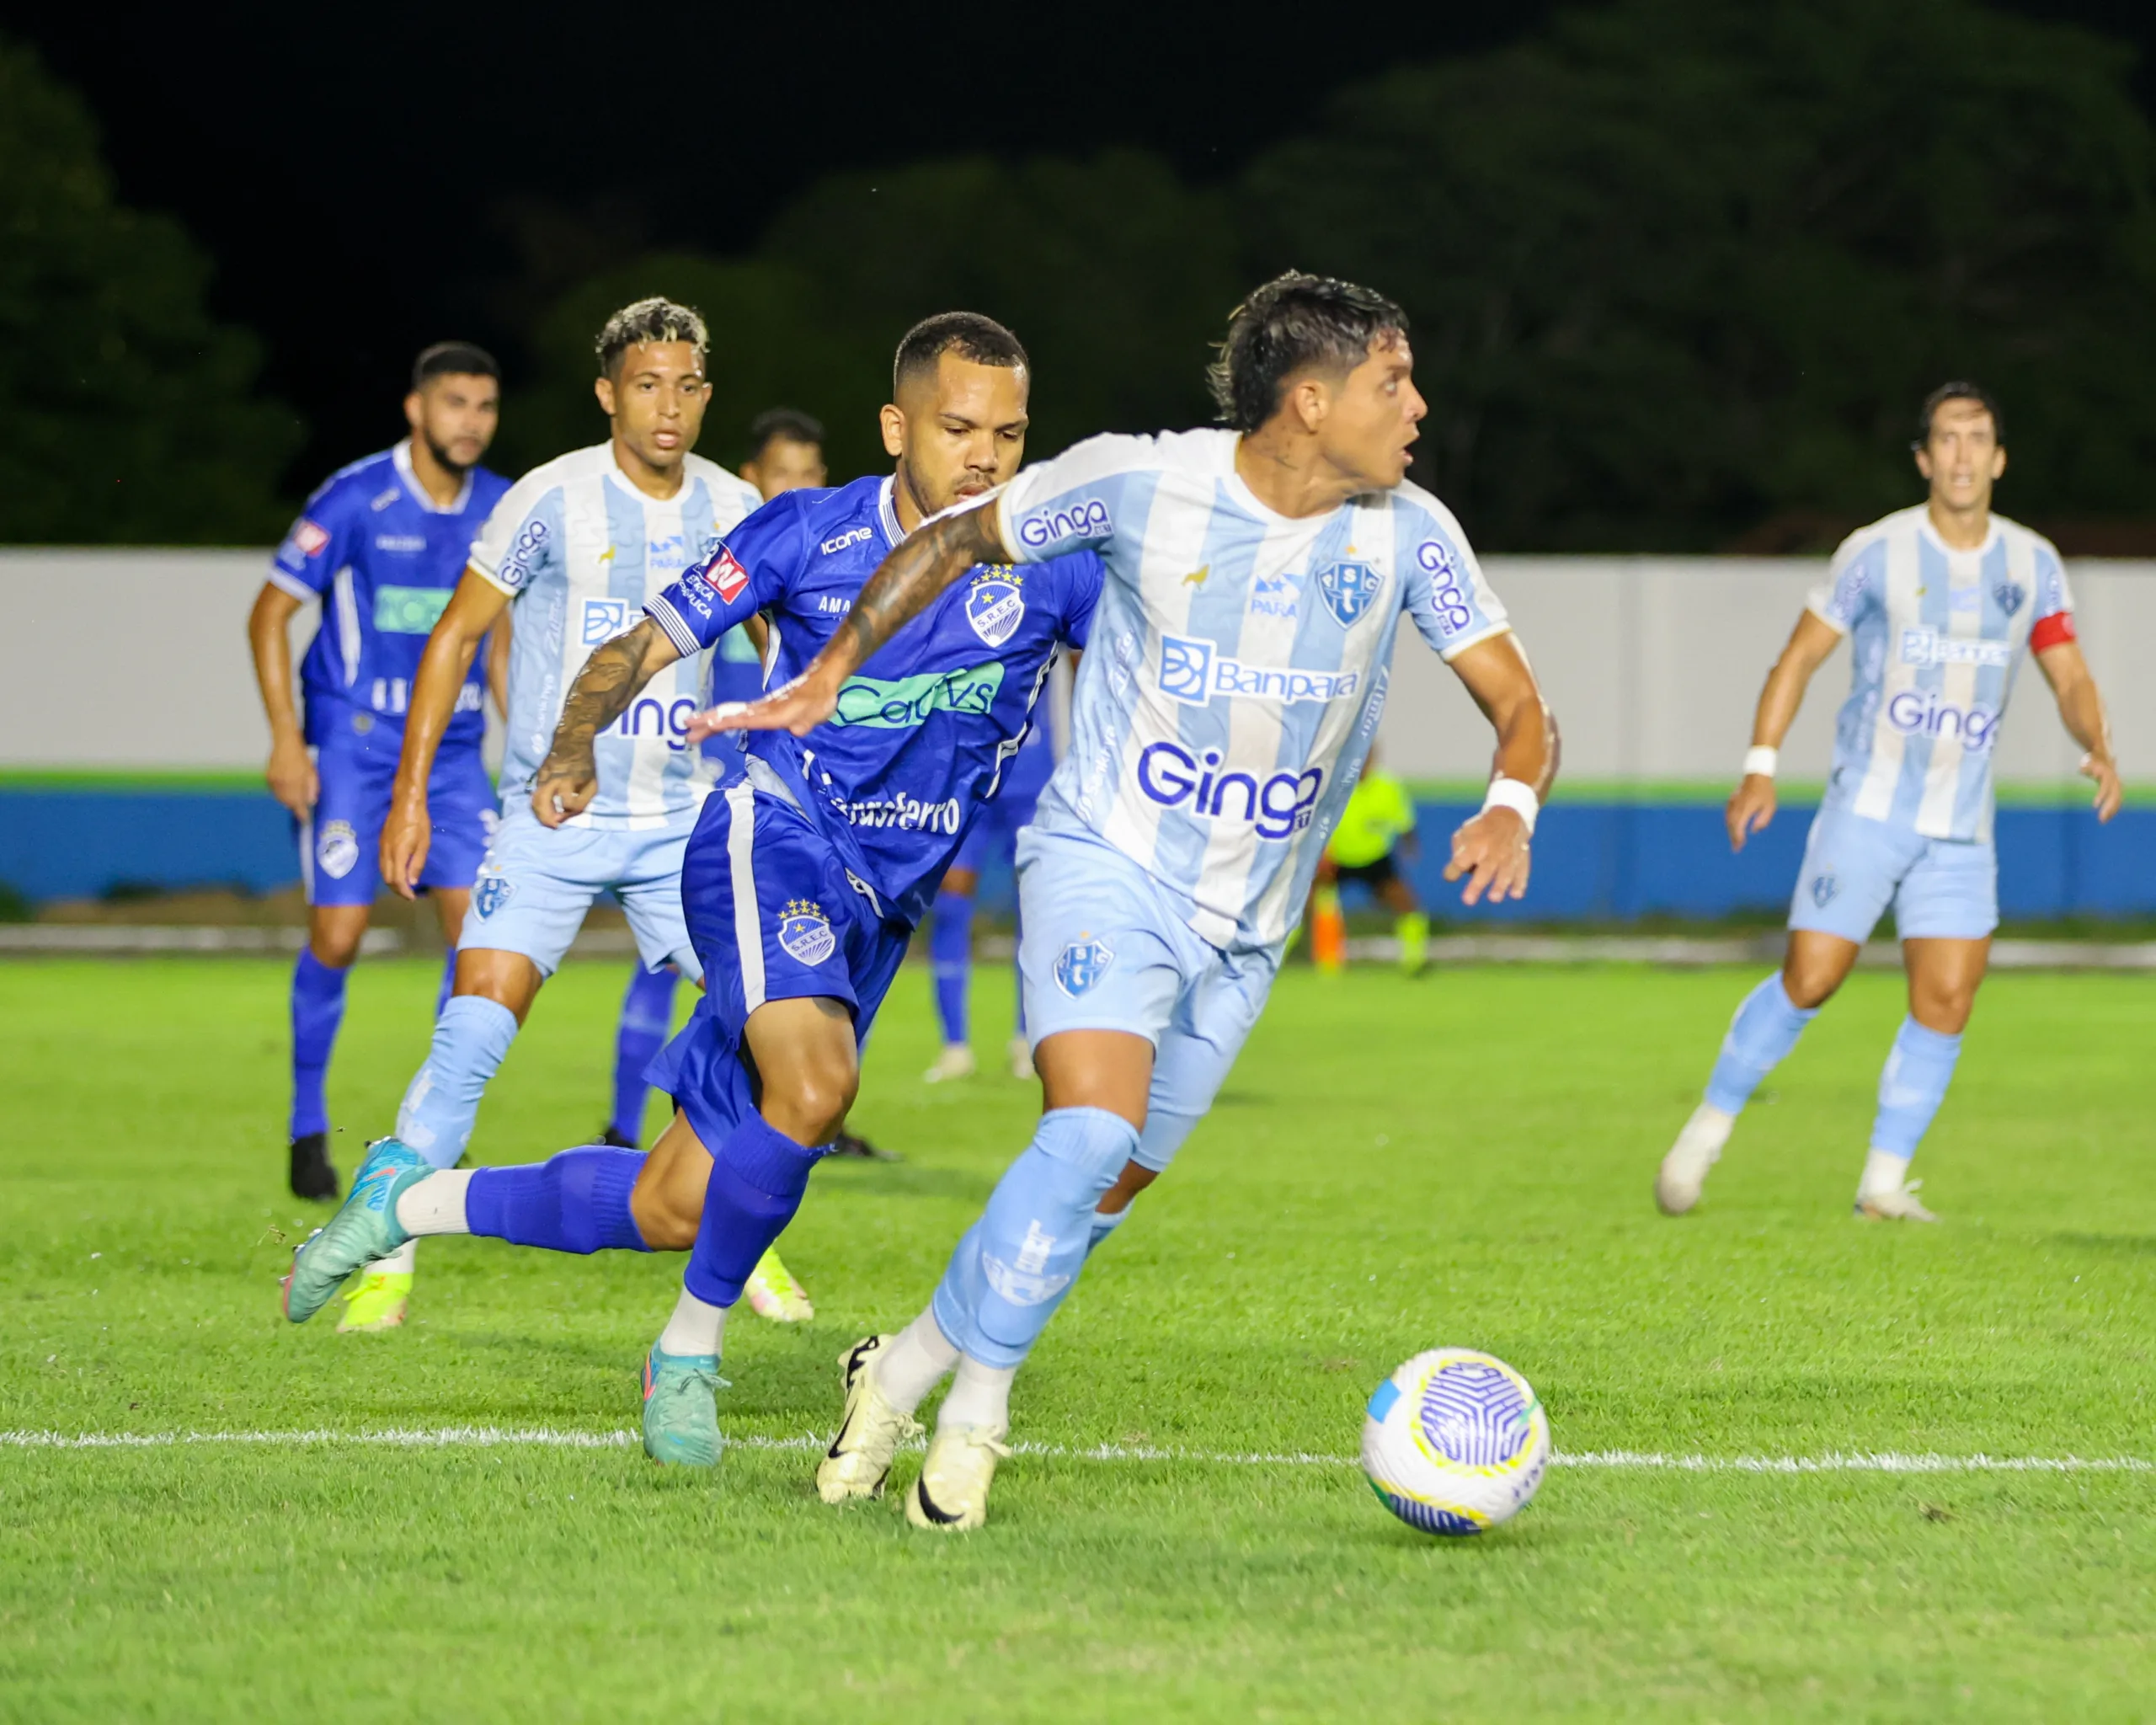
[1,1427,2150,1475]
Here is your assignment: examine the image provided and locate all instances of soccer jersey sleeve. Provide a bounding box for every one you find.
[267,480,359,601]
[468,473,566,598]
[2029,542,2078,652]
[1807,533,1881,635]
[993,434,1154,564]
[1052,550,1105,650]
[1398,495,1510,662]
[645,491,805,658]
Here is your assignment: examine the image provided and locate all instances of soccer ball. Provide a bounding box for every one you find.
[1361,1348,1550,1535]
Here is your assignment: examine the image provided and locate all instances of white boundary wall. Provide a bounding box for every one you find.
[1,548,2147,783]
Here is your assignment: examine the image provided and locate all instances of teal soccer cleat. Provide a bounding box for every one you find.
[641,1344,726,1467]
[280,1139,427,1324]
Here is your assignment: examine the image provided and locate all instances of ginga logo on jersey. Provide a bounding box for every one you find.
[1137,742,1324,841]
[1158,633,1359,706]
[1415,539,1477,635]
[603,695,699,752]
[1897,628,2014,670]
[1015,497,1111,549]
[1886,691,2000,750]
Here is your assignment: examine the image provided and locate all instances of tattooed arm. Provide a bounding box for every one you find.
[530,617,683,827]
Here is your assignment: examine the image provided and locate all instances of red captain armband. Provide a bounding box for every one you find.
[2030,611,2077,653]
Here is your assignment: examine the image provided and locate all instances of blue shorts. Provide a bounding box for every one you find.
[953,784,1039,876]
[1017,825,1281,1173]
[1787,803,1999,943]
[651,782,911,1153]
[300,708,494,908]
[458,804,702,980]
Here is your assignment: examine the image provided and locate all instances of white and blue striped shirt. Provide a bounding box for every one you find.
[469,442,760,829]
[995,429,1510,950]
[1812,505,2075,844]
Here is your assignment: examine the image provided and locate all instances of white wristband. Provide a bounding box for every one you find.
[1481,777,1540,836]
[1742,746,1780,780]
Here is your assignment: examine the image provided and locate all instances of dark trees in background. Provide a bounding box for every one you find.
[0,36,301,544]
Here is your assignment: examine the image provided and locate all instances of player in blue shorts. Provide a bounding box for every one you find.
[281,316,1102,1477]
[720,272,1560,1529]
[246,343,510,1205]
[1656,383,2121,1223]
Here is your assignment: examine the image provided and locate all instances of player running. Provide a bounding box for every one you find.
[1656,383,2121,1223]
[282,316,1104,1478]
[718,271,1559,1529]
[280,297,760,1332]
[246,343,510,1206]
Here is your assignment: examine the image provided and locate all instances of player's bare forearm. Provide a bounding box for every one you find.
[1728,611,1842,851]
[1451,633,1559,798]
[247,585,305,741]
[396,579,500,799]
[532,617,680,821]
[2036,640,2122,820]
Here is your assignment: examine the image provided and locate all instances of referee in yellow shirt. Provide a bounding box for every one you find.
[1310,750,1430,975]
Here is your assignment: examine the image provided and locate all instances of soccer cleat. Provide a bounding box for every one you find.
[641,1343,725,1467]
[742,1247,814,1322]
[924,1044,976,1083]
[817,1335,921,1504]
[289,1131,339,1201]
[829,1131,899,1162]
[1855,1177,1939,1222]
[905,1422,1011,1531]
[1656,1103,1736,1215]
[280,1138,425,1324]
[1008,1035,1036,1081]
[336,1269,411,1332]
[598,1124,638,1150]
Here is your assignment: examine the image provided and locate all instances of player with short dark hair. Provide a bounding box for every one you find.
[740,409,827,497]
[246,344,510,1213]
[1655,382,2121,1222]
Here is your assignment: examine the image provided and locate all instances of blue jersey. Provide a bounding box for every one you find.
[269,441,510,746]
[647,473,1101,925]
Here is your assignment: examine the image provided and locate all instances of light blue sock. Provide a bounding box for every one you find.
[1087,1207,1129,1255]
[933,1108,1139,1370]
[395,996,520,1170]
[1870,1017,1963,1157]
[434,948,456,1019]
[1704,974,1818,1114]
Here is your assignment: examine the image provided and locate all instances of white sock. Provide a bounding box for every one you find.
[372,1237,418,1275]
[1858,1147,1912,1199]
[938,1354,1017,1434]
[393,1167,475,1236]
[876,1308,961,1414]
[1677,1103,1736,1153]
[657,1288,727,1359]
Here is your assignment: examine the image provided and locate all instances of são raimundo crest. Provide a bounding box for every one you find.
[776,899,836,966]
[965,564,1026,649]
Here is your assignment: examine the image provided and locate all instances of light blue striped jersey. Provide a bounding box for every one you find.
[993,429,1511,950]
[469,442,760,829]
[1811,505,2075,843]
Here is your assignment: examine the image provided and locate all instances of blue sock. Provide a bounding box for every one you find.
[1870,1017,1963,1157]
[930,890,974,1046]
[1704,974,1819,1114]
[682,1111,822,1307]
[434,948,456,1019]
[289,949,348,1139]
[467,1146,651,1253]
[934,1108,1139,1370]
[611,965,680,1144]
[395,996,520,1170]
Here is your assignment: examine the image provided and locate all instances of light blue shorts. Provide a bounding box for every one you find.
[1017,825,1281,1172]
[1787,802,1998,943]
[459,804,703,981]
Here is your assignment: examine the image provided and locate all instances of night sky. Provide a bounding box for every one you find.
[8,0,2152,485]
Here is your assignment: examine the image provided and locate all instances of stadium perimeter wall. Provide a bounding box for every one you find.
[2,549,2149,916]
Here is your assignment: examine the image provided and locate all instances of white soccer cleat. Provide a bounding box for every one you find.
[816,1334,921,1504]
[905,1421,1011,1531]
[923,1044,976,1083]
[1855,1177,1939,1222]
[1656,1103,1735,1215]
[1007,1035,1035,1081]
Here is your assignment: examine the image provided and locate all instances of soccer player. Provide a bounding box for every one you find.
[720,271,1558,1529]
[282,297,760,1332]
[738,407,827,498]
[1655,383,2121,1223]
[1308,746,1429,975]
[282,316,1105,1480]
[246,343,510,1206]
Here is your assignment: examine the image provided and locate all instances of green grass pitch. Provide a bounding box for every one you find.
[2,955,2151,1721]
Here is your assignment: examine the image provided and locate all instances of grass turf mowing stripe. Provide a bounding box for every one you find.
[4,1427,2151,1474]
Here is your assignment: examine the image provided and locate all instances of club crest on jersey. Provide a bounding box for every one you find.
[1811,872,1838,909]
[1316,558,1380,627]
[776,899,836,966]
[1993,580,2026,617]
[316,820,359,880]
[1054,935,1114,998]
[965,566,1026,648]
[474,870,515,920]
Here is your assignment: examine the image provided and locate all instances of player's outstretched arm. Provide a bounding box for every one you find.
[382,570,510,898]
[531,617,682,828]
[700,500,1009,738]
[2035,639,2122,821]
[1443,633,1559,907]
[1727,610,1842,853]
[246,582,318,818]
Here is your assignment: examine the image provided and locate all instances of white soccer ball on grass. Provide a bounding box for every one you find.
[1361,1347,1550,1535]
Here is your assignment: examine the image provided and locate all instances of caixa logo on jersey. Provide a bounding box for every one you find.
[1886,692,2000,752]
[1414,539,1477,635]
[1158,634,1359,707]
[1316,558,1381,627]
[965,565,1026,647]
[1137,742,1324,841]
[1015,497,1110,550]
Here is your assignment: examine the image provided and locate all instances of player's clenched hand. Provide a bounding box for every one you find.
[380,793,430,902]
[1444,807,1530,906]
[693,668,842,740]
[531,751,598,830]
[1726,774,1777,852]
[2081,750,2123,823]
[265,734,317,819]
